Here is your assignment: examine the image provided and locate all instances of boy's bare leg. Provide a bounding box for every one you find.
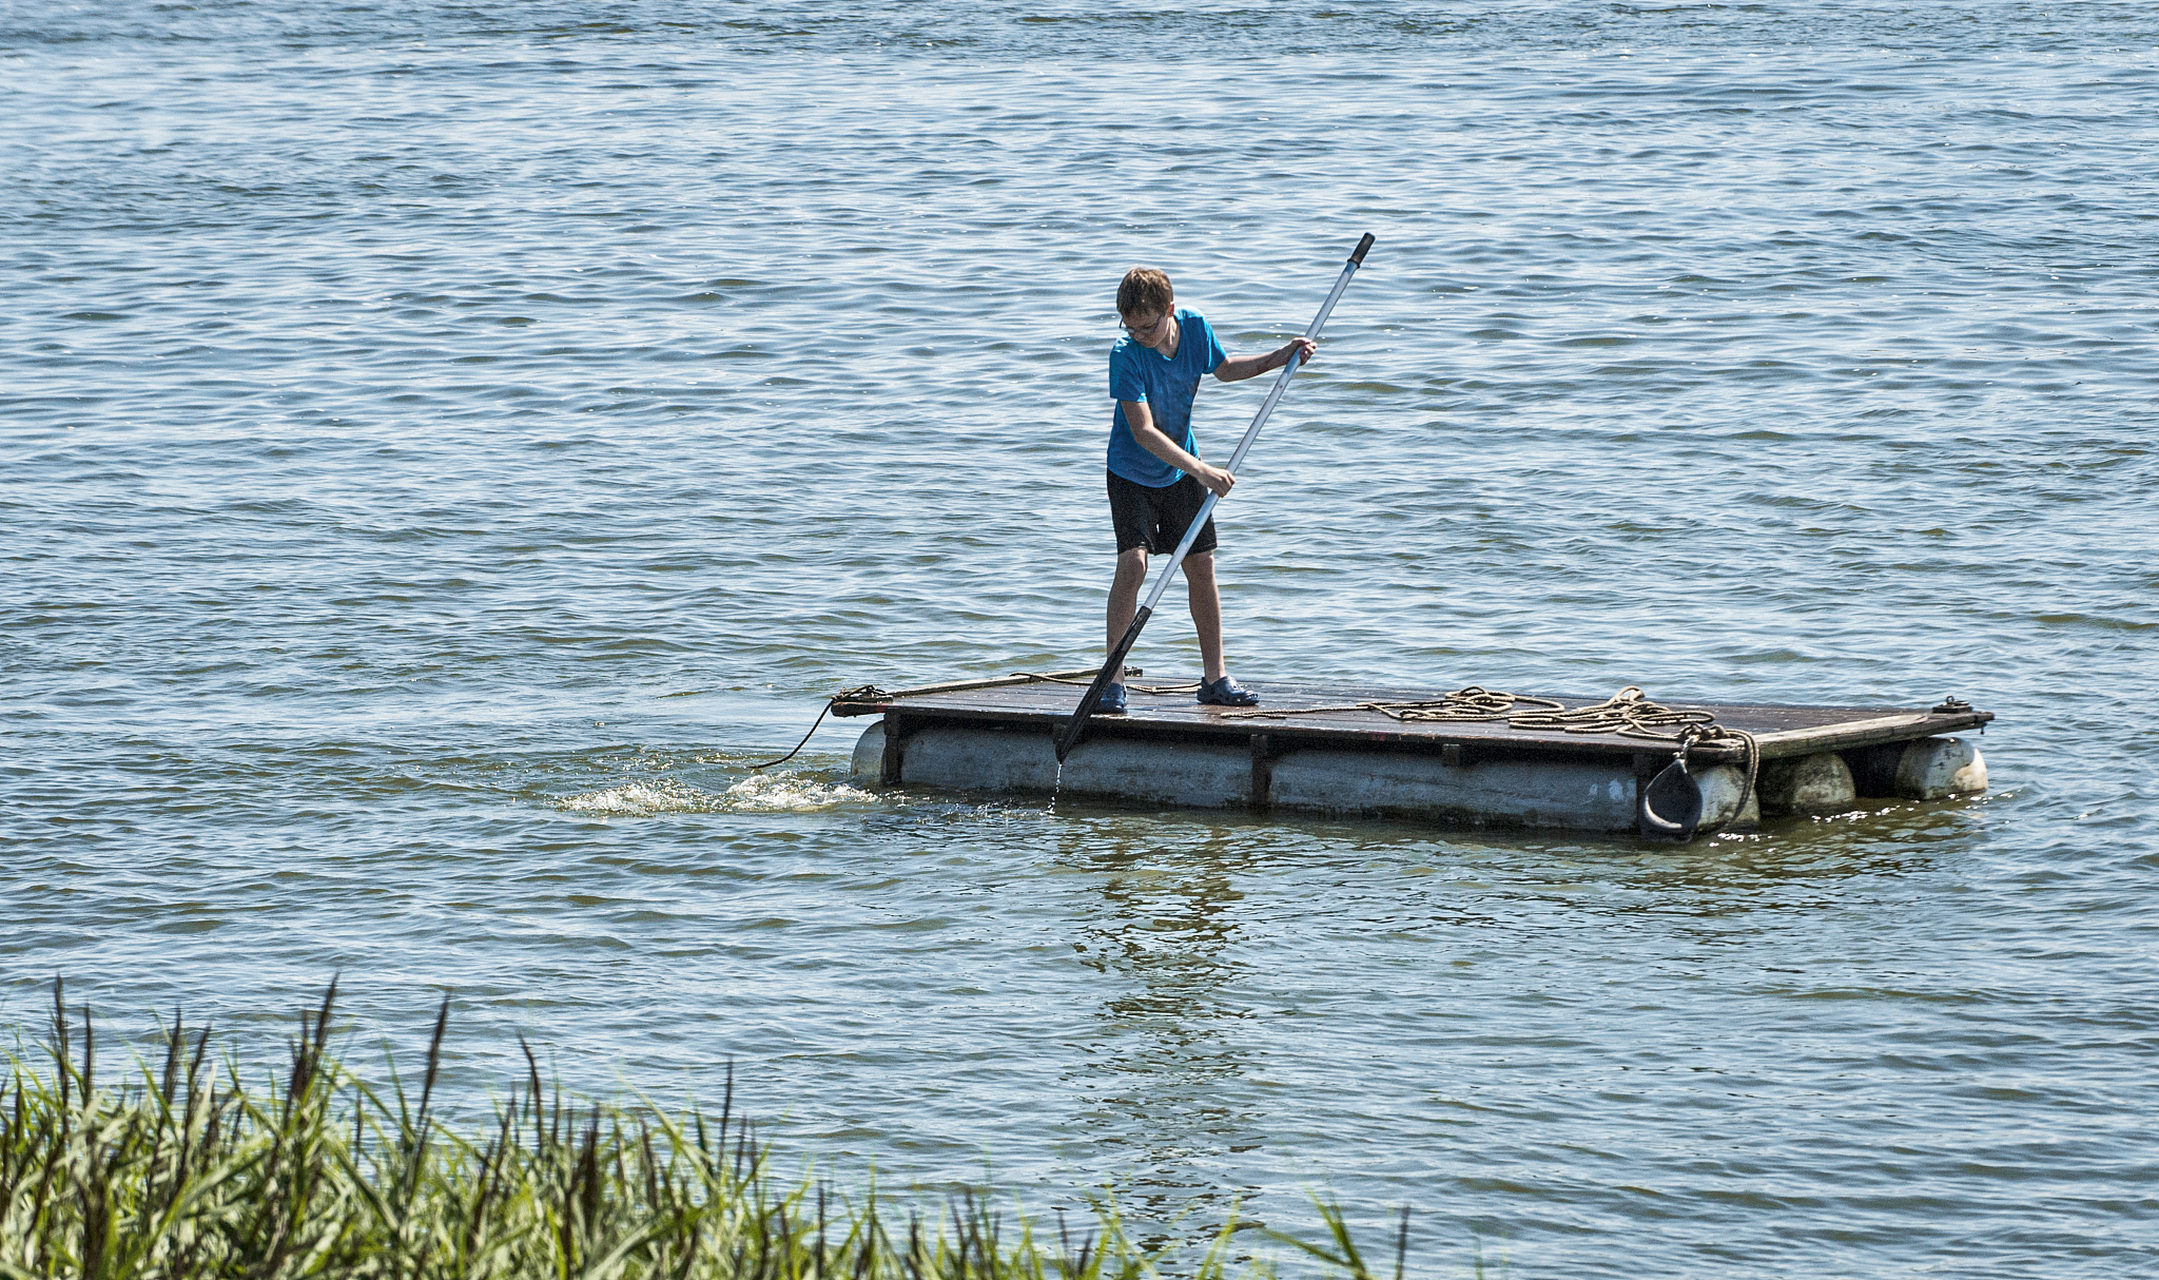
[1180,552,1228,683]
[1106,547,1149,686]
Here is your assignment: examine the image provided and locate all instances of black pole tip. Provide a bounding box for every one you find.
[1349,233,1376,265]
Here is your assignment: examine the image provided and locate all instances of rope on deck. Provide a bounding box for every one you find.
[1508,685,1711,737]
[1512,686,1759,799]
[1012,671,1202,696]
[1233,684,1762,798]
[1222,685,1564,724]
[1509,686,1759,796]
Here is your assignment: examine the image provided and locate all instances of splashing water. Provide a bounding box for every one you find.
[559,780,722,816]
[560,773,874,816]
[723,771,876,812]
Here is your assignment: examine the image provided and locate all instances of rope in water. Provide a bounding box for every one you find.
[751,670,1167,770]
[745,684,890,770]
[749,671,1192,770]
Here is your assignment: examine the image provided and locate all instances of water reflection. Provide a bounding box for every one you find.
[1057,814,1267,1233]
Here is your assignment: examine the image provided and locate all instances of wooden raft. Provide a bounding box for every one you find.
[828,670,1992,769]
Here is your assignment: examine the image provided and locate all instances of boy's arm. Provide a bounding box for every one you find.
[1122,400,1236,497]
[1214,336,1318,383]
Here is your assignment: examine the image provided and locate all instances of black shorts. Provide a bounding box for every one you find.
[1107,470,1218,556]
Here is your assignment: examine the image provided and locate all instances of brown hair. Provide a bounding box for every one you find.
[1116,267,1174,320]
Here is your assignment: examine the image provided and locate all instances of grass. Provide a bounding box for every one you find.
[1,980,1415,1280]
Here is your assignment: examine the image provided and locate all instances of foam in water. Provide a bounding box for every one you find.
[559,780,717,815]
[559,772,874,816]
[722,771,875,811]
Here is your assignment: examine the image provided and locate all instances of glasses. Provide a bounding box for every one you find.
[1120,312,1171,337]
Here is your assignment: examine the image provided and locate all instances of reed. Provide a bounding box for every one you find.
[1,980,1409,1280]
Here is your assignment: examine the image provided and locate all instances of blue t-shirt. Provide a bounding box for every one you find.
[1106,308,1229,487]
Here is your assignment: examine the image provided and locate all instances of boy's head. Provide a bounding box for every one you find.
[1116,267,1174,325]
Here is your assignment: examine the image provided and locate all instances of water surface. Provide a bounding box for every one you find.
[4,3,2156,1275]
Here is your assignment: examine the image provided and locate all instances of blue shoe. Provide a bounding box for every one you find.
[1099,683,1129,714]
[1197,676,1259,707]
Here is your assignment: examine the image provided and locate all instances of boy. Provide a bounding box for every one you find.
[1099,266,1316,713]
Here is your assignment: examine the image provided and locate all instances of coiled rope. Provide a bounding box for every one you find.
[1507,685,1711,737]
[1222,685,1564,724]
[1235,684,1760,797]
[1508,685,1759,797]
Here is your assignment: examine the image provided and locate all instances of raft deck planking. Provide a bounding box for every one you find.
[829,674,1993,767]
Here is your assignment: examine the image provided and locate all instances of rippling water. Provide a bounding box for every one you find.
[5,2,2157,1275]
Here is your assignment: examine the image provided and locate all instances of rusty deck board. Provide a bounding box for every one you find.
[829,673,1992,765]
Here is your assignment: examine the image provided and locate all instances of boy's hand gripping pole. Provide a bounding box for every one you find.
[1056,233,1375,763]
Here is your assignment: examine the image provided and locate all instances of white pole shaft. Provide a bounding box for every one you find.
[1136,251,1367,615]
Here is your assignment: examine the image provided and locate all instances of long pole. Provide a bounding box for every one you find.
[1055,232,1375,763]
